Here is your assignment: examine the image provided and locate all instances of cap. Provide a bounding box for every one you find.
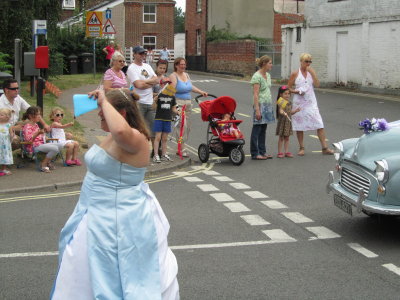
[133,46,147,54]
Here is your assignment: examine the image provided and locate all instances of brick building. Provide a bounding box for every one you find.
[60,0,175,51]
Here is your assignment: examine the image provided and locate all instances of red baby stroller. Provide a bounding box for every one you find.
[195,95,245,166]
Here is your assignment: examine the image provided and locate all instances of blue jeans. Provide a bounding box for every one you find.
[250,124,268,158]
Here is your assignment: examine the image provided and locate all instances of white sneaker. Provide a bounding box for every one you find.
[162,154,173,162]
[153,155,161,163]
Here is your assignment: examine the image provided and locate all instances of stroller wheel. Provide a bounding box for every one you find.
[198,143,210,163]
[229,147,245,166]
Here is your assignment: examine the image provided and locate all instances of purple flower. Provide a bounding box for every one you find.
[376,118,389,131]
[359,118,388,134]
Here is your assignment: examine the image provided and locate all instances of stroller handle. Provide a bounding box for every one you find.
[194,94,218,104]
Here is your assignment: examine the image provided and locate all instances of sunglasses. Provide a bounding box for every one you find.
[55,113,64,117]
[118,60,125,63]
[7,87,19,90]
[304,60,312,63]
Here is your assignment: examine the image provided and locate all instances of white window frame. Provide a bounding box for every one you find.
[196,29,201,55]
[142,36,157,50]
[143,4,157,23]
[62,0,75,10]
[196,0,202,12]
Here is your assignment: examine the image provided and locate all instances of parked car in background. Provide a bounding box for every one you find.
[326,120,400,217]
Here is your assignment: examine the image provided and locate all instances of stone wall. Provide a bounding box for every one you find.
[207,40,256,76]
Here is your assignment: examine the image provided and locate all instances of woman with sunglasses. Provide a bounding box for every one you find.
[287,53,333,156]
[103,52,128,93]
[49,107,81,166]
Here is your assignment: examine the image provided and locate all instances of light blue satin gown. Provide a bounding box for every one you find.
[50,144,179,300]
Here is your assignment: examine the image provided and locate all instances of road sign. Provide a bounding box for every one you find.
[86,11,103,37]
[103,19,116,35]
[33,20,47,35]
[105,8,112,19]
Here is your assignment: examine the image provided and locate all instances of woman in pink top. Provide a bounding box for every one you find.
[103,52,128,93]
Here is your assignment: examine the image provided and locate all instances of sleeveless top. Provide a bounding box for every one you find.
[174,73,192,99]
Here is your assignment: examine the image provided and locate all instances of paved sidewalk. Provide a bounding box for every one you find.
[0,84,191,195]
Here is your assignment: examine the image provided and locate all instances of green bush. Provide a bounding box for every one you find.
[207,25,268,43]
[0,52,13,73]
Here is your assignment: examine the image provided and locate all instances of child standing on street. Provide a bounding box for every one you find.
[0,108,15,175]
[275,85,300,158]
[152,61,178,163]
[49,107,82,166]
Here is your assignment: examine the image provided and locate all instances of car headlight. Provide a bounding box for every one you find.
[332,142,343,161]
[375,160,389,183]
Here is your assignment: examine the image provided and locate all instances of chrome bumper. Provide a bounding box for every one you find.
[327,171,400,215]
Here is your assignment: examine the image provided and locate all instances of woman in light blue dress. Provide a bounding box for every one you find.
[51,89,179,299]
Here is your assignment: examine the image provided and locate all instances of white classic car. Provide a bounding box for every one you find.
[326,120,400,216]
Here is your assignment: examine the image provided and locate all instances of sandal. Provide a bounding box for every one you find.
[262,154,273,159]
[48,162,56,170]
[298,147,305,156]
[285,152,294,158]
[322,147,334,155]
[251,155,267,160]
[41,166,51,173]
[1,169,12,175]
[277,153,285,158]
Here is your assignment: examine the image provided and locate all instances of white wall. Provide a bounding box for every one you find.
[174,33,185,58]
[281,0,400,90]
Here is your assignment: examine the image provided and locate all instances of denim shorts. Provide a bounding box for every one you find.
[153,120,172,133]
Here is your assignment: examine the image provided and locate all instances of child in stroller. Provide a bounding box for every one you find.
[196,95,245,166]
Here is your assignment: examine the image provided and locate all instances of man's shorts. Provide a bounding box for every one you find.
[153,120,172,133]
[138,103,156,137]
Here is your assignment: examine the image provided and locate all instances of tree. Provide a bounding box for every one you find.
[174,7,185,33]
[0,0,61,62]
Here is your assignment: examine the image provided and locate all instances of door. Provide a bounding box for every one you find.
[336,32,348,85]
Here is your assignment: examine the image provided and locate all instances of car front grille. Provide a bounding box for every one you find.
[340,167,370,196]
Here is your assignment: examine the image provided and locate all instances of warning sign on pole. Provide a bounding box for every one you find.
[103,19,116,35]
[86,11,103,37]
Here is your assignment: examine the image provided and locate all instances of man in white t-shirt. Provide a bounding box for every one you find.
[0,79,50,149]
[126,46,161,154]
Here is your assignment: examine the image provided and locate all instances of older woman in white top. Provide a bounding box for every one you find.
[287,53,333,156]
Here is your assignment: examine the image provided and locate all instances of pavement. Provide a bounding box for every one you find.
[0,84,192,195]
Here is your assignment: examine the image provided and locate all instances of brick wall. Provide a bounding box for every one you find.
[124,0,174,49]
[207,40,256,76]
[185,0,207,57]
[274,13,304,44]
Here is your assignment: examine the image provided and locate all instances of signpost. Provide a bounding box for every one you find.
[86,11,103,78]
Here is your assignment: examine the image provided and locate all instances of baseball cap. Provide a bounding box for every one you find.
[133,46,147,54]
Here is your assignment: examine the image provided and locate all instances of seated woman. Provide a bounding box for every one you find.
[22,106,63,173]
[218,113,242,139]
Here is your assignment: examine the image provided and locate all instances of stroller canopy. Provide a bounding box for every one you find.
[199,96,237,121]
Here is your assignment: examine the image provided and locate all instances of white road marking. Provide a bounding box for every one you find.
[0,251,58,258]
[309,135,328,141]
[191,79,218,83]
[237,113,250,117]
[347,243,378,258]
[261,200,288,209]
[197,184,219,192]
[382,264,400,276]
[203,170,221,175]
[306,226,340,239]
[170,239,291,250]
[229,182,251,189]
[241,214,270,226]
[244,191,269,199]
[262,229,297,242]
[210,193,234,202]
[223,202,251,213]
[183,176,204,182]
[191,165,205,170]
[172,171,192,176]
[213,176,233,182]
[281,212,314,224]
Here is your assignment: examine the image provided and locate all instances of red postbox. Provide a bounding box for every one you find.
[35,46,49,69]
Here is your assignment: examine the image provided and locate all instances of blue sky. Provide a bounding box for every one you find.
[175,0,185,11]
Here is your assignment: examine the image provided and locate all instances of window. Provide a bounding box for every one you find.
[143,36,156,50]
[196,29,201,55]
[62,0,75,9]
[296,27,301,42]
[143,4,156,23]
[196,0,202,12]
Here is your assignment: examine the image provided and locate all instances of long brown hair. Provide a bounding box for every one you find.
[22,106,41,121]
[105,89,150,140]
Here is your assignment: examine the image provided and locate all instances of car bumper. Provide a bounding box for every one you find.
[327,171,400,215]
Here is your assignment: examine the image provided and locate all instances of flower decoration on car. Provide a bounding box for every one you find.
[359,118,389,134]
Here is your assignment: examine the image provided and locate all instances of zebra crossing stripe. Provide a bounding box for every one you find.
[347,243,378,258]
[213,176,233,182]
[223,202,251,213]
[382,264,400,276]
[203,170,221,175]
[197,184,219,192]
[261,200,288,209]
[229,182,251,189]
[210,193,234,202]
[184,177,204,182]
[281,212,314,223]
[306,226,340,239]
[244,191,269,199]
[241,214,270,226]
[262,229,297,242]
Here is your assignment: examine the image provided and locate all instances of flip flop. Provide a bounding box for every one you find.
[251,155,267,160]
[41,166,51,173]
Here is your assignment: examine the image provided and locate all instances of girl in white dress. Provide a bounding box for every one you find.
[287,53,333,156]
[0,108,15,175]
[49,107,81,166]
